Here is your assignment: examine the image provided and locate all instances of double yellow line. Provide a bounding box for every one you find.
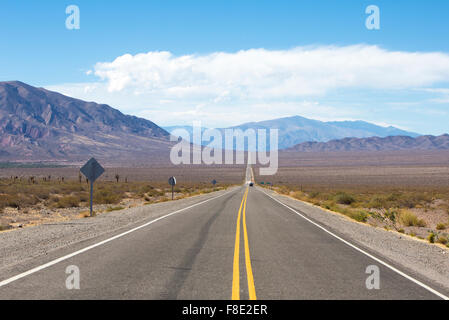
[232,187,257,300]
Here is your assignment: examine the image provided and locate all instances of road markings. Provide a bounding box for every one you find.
[242,187,257,300]
[232,188,247,300]
[0,188,238,289]
[232,188,257,300]
[259,188,449,301]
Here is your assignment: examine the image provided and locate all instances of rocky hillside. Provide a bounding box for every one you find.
[286,135,449,152]
[0,81,172,163]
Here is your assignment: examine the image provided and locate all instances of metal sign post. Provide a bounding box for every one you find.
[80,158,105,217]
[211,179,217,186]
[168,176,177,200]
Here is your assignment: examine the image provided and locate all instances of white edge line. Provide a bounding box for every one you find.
[0,187,238,288]
[259,188,449,300]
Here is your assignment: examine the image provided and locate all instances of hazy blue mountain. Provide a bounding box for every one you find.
[163,125,208,140]
[165,116,420,150]
[286,134,449,152]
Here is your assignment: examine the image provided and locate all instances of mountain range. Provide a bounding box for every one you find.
[165,116,419,150]
[0,81,172,163]
[286,135,449,152]
[0,81,447,164]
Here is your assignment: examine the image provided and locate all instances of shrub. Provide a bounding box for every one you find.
[368,196,386,209]
[140,185,154,194]
[335,192,355,205]
[308,191,320,199]
[436,223,446,230]
[399,210,426,227]
[0,194,39,209]
[427,232,435,243]
[385,209,398,224]
[437,236,448,245]
[291,191,304,200]
[0,224,12,231]
[0,194,20,208]
[54,196,80,208]
[348,210,369,222]
[94,190,122,204]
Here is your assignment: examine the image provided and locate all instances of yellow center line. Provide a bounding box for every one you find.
[242,188,257,300]
[231,187,257,300]
[232,188,247,300]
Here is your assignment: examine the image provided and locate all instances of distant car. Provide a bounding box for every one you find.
[249,182,254,187]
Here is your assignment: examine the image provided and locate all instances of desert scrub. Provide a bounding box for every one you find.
[347,210,369,223]
[385,209,398,224]
[0,193,39,209]
[291,191,306,201]
[427,232,435,243]
[320,201,368,223]
[437,236,448,245]
[334,192,355,205]
[436,223,447,230]
[399,209,426,227]
[308,191,320,199]
[50,195,80,208]
[93,189,121,204]
[0,224,12,231]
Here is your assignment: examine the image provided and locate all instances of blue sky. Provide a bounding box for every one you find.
[1,0,449,134]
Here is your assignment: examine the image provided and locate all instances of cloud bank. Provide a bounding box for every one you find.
[48,45,449,132]
[92,45,449,98]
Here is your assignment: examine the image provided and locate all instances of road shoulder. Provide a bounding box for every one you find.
[257,186,449,294]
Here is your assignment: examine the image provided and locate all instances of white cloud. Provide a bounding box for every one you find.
[93,45,449,98]
[46,45,449,129]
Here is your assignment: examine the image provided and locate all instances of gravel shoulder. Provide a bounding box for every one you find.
[259,186,449,294]
[0,187,238,278]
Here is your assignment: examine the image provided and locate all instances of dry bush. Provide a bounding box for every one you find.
[436,223,447,230]
[437,236,448,245]
[399,210,426,227]
[51,195,80,208]
[335,192,356,205]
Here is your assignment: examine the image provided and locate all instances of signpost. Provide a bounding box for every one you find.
[80,158,105,217]
[168,176,177,200]
[211,179,217,186]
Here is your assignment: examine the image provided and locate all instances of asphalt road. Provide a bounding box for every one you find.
[0,167,446,300]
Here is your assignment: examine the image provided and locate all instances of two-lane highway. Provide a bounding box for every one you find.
[0,167,446,299]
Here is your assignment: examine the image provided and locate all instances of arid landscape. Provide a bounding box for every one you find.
[254,150,449,248]
[0,165,244,231]
[3,150,449,250]
[3,0,449,305]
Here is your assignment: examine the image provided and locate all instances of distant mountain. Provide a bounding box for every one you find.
[165,116,420,150]
[227,116,420,149]
[163,125,208,138]
[285,135,449,152]
[0,81,172,163]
